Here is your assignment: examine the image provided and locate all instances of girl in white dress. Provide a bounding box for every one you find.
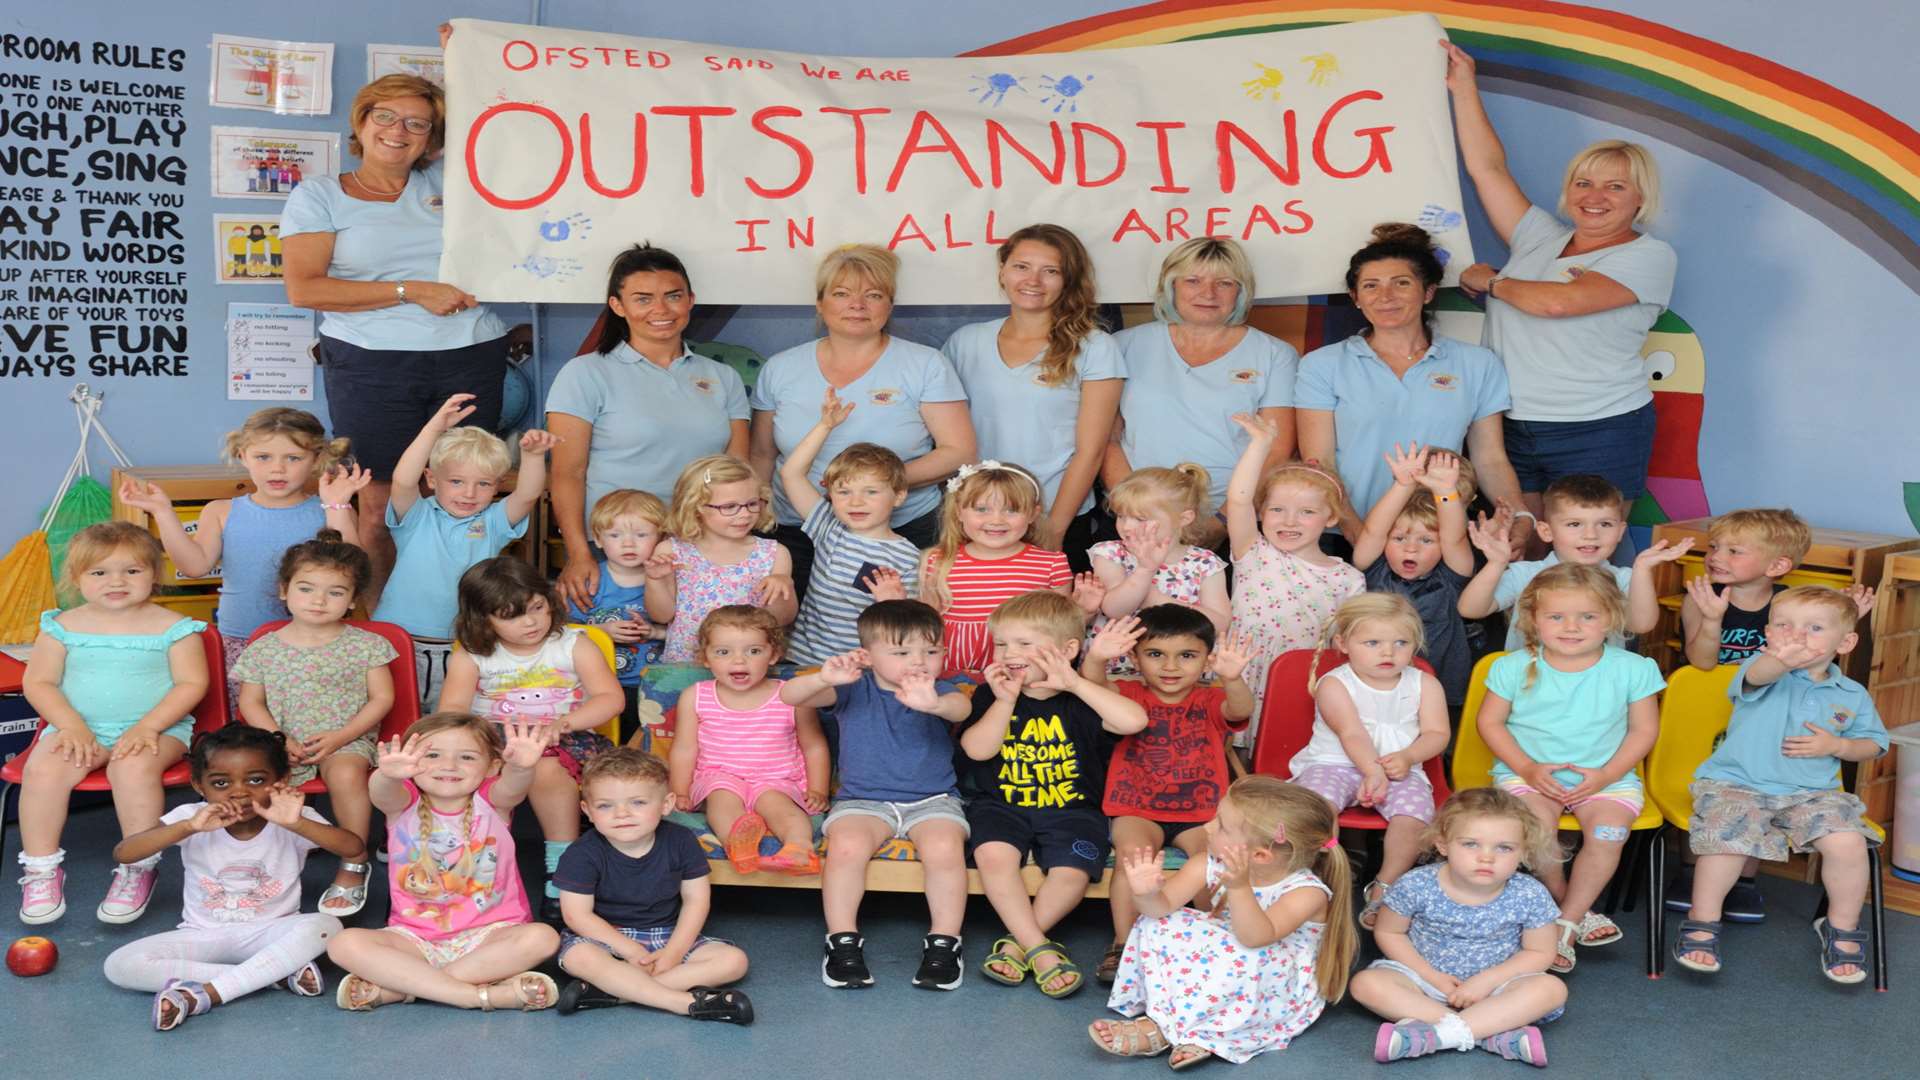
[1092,777,1358,1069]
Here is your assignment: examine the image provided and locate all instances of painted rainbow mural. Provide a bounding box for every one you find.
[968,0,1920,296]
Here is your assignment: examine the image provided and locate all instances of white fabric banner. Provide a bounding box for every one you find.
[440,15,1472,305]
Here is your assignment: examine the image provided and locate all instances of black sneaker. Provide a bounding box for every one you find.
[557,978,623,1015]
[1664,864,1696,912]
[822,932,874,988]
[1723,877,1767,924]
[913,933,963,990]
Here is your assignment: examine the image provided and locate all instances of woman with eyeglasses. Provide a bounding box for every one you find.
[281,73,509,607]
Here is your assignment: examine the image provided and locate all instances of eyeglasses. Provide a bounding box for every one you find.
[703,499,766,517]
[368,108,434,136]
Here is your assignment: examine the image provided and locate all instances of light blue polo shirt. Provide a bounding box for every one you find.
[278,160,505,352]
[751,336,966,526]
[1485,205,1676,423]
[942,318,1124,516]
[1697,658,1887,796]
[1484,645,1665,785]
[1114,322,1298,504]
[545,342,750,527]
[372,499,528,639]
[1294,334,1510,519]
[1491,554,1636,652]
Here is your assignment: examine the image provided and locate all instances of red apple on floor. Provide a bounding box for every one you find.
[6,935,58,976]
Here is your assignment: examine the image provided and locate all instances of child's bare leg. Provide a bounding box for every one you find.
[1350,968,1451,1023]
[16,742,90,855]
[1814,831,1870,979]
[823,817,888,934]
[1028,866,1092,993]
[1516,793,1569,900]
[974,842,1042,981]
[1379,815,1427,885]
[1106,817,1165,944]
[702,790,747,841]
[1561,801,1633,922]
[317,755,373,888]
[1458,975,1567,1037]
[527,759,581,842]
[753,791,814,849]
[440,923,563,996]
[560,939,748,1012]
[907,820,969,937]
[103,737,188,837]
[1679,853,1746,966]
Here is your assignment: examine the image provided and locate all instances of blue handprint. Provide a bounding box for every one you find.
[1038,74,1094,114]
[514,255,584,281]
[538,212,593,243]
[970,72,1025,106]
[1417,204,1465,231]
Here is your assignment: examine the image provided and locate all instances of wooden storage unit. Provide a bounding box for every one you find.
[1644,517,1919,683]
[1864,553,1920,914]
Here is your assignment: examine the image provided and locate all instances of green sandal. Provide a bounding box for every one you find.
[981,936,1030,986]
[1024,940,1084,999]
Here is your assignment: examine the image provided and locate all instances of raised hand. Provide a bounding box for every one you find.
[500,721,555,771]
[983,661,1022,702]
[1441,39,1478,93]
[1209,629,1257,683]
[261,785,307,827]
[1070,572,1106,616]
[862,566,906,601]
[1383,442,1428,488]
[1633,537,1695,568]
[1229,412,1279,442]
[1027,643,1081,692]
[1466,511,1514,563]
[1123,519,1173,570]
[1120,846,1166,896]
[818,387,855,428]
[318,464,373,505]
[1685,575,1729,619]
[1216,841,1254,890]
[818,650,868,687]
[753,573,796,608]
[892,671,943,713]
[643,546,678,583]
[518,428,560,456]
[429,393,478,433]
[1846,584,1876,619]
[1419,450,1461,494]
[1761,627,1823,670]
[1086,614,1145,666]
[375,734,428,781]
[115,478,174,516]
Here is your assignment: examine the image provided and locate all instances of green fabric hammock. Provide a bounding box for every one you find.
[47,475,115,605]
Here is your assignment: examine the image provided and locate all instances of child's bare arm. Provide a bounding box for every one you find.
[505,429,557,524]
[1628,539,1692,634]
[1455,531,1510,619]
[236,681,278,730]
[653,877,716,973]
[117,481,224,577]
[1680,577,1727,671]
[643,541,679,625]
[794,704,831,813]
[1353,444,1426,569]
[780,390,853,522]
[958,664,1020,760]
[1123,847,1210,917]
[1420,453,1476,577]
[111,815,201,865]
[1371,906,1461,990]
[559,890,638,955]
[486,722,552,811]
[438,651,480,713]
[391,395,476,520]
[667,686,700,800]
[1316,678,1388,774]
[565,634,624,734]
[112,630,210,761]
[1224,413,1278,559]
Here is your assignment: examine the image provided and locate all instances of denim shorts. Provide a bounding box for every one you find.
[1503,402,1656,504]
[318,335,508,478]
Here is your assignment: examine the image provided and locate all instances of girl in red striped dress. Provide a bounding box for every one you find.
[920,462,1100,676]
[667,607,830,877]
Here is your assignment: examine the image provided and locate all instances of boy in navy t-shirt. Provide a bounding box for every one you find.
[782,600,974,991]
[553,749,752,1022]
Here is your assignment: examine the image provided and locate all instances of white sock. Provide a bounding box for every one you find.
[126,853,163,871]
[18,849,64,873]
[1434,1012,1475,1052]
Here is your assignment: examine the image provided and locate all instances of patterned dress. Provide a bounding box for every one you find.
[1108,864,1331,1064]
[229,625,396,785]
[661,536,779,662]
[928,544,1071,675]
[1229,539,1364,743]
[1086,541,1227,676]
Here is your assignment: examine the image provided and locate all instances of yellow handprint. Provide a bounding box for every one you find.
[1241,62,1284,102]
[1302,53,1339,87]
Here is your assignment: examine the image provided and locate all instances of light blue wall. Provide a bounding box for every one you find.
[2,0,1916,541]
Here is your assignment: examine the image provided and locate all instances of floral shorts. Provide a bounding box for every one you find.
[383,921,517,968]
[1688,780,1877,862]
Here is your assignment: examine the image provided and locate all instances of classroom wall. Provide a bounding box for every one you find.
[1,0,1915,542]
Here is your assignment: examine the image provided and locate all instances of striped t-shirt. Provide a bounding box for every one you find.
[930,543,1072,674]
[788,501,924,665]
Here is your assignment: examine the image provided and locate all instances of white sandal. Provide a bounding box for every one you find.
[1574,910,1623,947]
[1551,919,1578,973]
[1360,880,1389,930]
[318,860,372,917]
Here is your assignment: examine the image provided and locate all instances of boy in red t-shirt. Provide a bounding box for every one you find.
[1080,603,1255,984]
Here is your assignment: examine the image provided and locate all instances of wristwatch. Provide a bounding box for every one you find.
[395,281,408,303]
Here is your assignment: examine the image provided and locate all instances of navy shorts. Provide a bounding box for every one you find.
[1503,402,1657,504]
[318,335,509,478]
[965,800,1109,877]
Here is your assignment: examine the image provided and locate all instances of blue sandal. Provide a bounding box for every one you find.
[1672,919,1723,974]
[1813,917,1869,986]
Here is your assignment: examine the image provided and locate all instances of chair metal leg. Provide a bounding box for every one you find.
[1870,846,1888,992]
[0,779,13,879]
[1648,828,1666,978]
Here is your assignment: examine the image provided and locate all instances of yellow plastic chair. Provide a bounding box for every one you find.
[1645,664,1887,988]
[451,625,623,744]
[1454,651,1667,975]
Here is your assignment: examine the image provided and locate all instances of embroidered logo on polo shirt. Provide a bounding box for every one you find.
[465,518,487,540]
[1229,369,1258,384]
[869,388,902,405]
[1428,373,1460,390]
[690,377,716,394]
[1828,706,1854,729]
[426,195,444,212]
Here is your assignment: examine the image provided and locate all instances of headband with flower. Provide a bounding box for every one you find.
[946,460,1042,497]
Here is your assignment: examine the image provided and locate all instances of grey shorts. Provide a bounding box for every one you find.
[824,794,970,839]
[1366,959,1564,1023]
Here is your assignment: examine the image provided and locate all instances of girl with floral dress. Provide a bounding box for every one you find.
[648,455,798,663]
[1086,463,1229,676]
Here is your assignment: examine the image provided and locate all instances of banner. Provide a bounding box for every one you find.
[440,15,1472,305]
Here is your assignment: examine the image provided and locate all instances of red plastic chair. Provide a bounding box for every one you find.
[0,624,229,867]
[1249,648,1452,829]
[241,619,419,794]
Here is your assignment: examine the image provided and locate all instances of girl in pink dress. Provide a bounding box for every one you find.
[1224,414,1365,743]
[649,455,798,662]
[919,461,1094,675]
[1087,463,1230,676]
[668,607,830,876]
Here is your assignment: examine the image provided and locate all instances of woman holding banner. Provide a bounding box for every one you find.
[1294,223,1525,536]
[941,224,1123,568]
[547,244,750,612]
[1444,41,1677,555]
[1103,237,1298,545]
[281,73,508,604]
[749,245,977,594]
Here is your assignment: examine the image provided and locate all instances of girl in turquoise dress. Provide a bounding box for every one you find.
[17,523,210,927]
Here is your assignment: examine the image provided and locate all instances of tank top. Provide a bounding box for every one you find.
[1289,664,1426,773]
[216,495,326,639]
[1713,582,1782,666]
[470,627,585,723]
[692,679,804,779]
